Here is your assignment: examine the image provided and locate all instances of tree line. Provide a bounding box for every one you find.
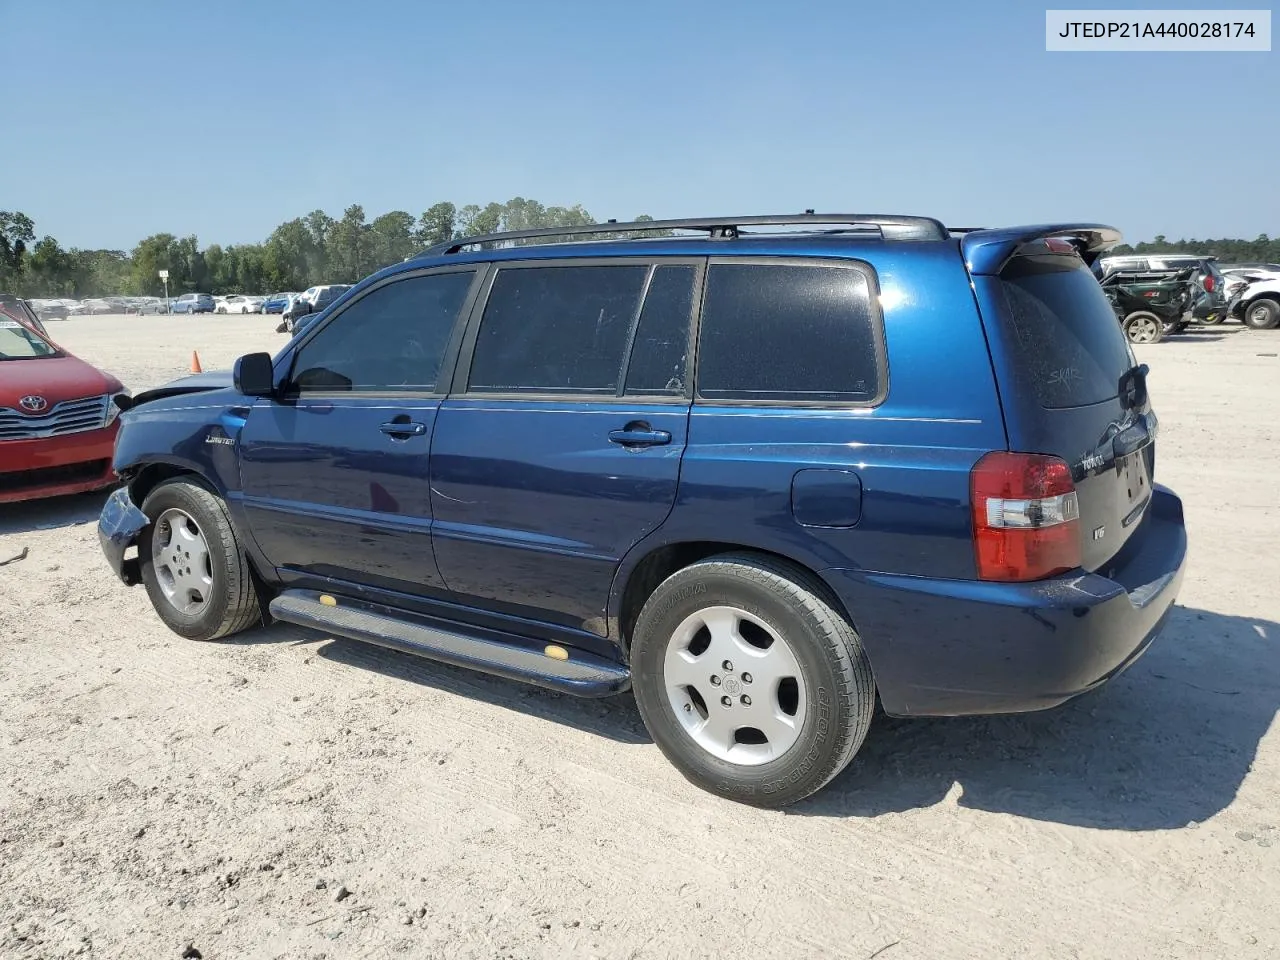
[4,205,1277,300]
[0,199,662,299]
[1109,234,1280,262]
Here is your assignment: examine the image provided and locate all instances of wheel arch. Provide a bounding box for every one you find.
[1243,293,1280,310]
[125,461,276,610]
[125,460,217,504]
[609,539,858,657]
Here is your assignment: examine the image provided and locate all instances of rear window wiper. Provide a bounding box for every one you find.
[1118,363,1149,411]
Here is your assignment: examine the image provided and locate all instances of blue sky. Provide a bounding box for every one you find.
[5,0,1276,250]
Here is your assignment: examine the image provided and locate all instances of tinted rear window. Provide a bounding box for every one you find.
[697,262,883,404]
[997,256,1132,409]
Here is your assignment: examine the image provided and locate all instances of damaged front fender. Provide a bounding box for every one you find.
[98,486,149,585]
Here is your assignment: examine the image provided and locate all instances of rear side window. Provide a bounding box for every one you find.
[468,264,649,395]
[624,265,696,396]
[696,262,883,404]
[997,256,1133,409]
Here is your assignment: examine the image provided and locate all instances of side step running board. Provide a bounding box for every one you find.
[269,589,630,698]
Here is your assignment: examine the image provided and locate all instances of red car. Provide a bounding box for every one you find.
[0,296,128,503]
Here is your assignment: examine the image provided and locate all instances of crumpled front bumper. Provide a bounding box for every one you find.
[98,486,149,586]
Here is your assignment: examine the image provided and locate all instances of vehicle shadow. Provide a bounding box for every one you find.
[797,605,1278,830]
[298,630,650,745]
[1162,333,1233,343]
[0,488,111,536]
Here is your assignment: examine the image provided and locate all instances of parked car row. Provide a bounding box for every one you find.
[1092,252,1280,341]
[25,293,327,318]
[29,296,175,318]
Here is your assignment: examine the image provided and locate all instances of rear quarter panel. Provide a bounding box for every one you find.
[610,244,1008,627]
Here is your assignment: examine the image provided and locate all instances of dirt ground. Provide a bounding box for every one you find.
[2,314,1278,960]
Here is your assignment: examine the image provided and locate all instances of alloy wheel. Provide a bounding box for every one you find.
[151,508,214,615]
[663,605,807,766]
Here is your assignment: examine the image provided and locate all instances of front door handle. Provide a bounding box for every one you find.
[608,422,672,448]
[380,420,427,438]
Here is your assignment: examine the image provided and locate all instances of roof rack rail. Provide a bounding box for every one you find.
[418,213,950,257]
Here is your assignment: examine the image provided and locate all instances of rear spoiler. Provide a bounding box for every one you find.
[958,223,1122,275]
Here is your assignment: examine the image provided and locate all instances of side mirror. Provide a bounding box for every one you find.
[233,352,275,397]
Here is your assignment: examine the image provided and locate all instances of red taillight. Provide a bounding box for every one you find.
[1204,274,1215,293]
[971,452,1082,582]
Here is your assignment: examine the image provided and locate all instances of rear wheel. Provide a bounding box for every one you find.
[1123,311,1164,344]
[630,554,875,808]
[1197,311,1225,325]
[138,479,261,641]
[1244,299,1280,330]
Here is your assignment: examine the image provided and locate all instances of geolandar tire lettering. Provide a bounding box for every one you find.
[629,553,876,809]
[138,479,262,642]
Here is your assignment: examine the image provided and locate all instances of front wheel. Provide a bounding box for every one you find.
[630,554,875,808]
[1243,299,1280,330]
[138,479,262,641]
[1123,311,1165,344]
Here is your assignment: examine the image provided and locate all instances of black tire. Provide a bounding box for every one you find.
[1123,311,1165,344]
[629,553,876,808]
[1196,311,1225,325]
[138,479,261,641]
[1243,298,1280,330]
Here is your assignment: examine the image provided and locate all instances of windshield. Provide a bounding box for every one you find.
[0,320,60,360]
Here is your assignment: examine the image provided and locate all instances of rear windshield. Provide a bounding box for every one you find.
[996,255,1133,409]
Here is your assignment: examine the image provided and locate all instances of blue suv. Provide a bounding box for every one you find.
[97,214,1187,807]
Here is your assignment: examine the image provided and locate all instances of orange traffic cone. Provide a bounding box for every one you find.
[191,351,203,373]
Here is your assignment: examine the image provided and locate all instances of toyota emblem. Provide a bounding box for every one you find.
[18,395,48,412]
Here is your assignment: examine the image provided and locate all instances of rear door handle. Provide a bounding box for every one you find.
[608,423,672,448]
[380,420,427,438]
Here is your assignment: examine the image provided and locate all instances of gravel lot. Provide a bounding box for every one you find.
[2,314,1278,960]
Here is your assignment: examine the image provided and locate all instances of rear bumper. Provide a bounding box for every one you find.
[1193,295,1226,319]
[0,425,119,504]
[824,485,1188,717]
[98,485,149,585]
